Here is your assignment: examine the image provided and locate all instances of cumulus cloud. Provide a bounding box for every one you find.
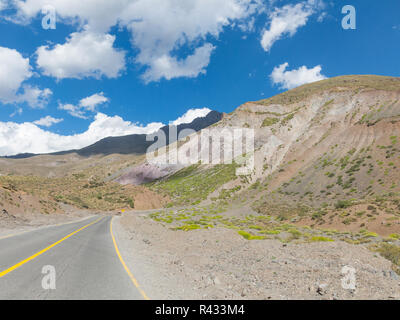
[0,113,164,156]
[142,44,215,83]
[123,0,260,82]
[270,62,327,90]
[33,115,63,127]
[79,92,108,112]
[261,1,321,52]
[0,46,52,108]
[0,108,215,156]
[15,85,53,108]
[13,0,261,82]
[58,92,109,119]
[58,103,86,119]
[0,46,32,102]
[36,31,126,80]
[171,108,212,126]
[13,0,128,32]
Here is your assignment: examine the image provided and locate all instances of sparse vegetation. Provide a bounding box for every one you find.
[0,174,162,211]
[335,200,353,209]
[257,75,400,106]
[373,243,400,275]
[149,163,239,206]
[261,117,279,127]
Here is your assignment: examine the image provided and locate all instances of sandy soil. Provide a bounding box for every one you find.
[0,204,92,237]
[114,211,400,300]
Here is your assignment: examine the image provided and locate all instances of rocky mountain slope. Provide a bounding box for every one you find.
[137,75,400,239]
[224,75,400,203]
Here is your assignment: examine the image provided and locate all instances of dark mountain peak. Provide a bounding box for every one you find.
[73,110,223,157]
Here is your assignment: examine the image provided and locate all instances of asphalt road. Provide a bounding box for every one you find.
[0,215,146,300]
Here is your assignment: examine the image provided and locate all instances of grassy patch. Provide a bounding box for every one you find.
[261,117,279,127]
[150,163,239,206]
[373,243,400,275]
[389,233,400,240]
[238,230,265,240]
[308,236,334,242]
[175,224,202,231]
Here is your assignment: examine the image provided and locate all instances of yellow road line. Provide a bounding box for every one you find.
[0,217,103,278]
[0,216,95,241]
[110,216,150,300]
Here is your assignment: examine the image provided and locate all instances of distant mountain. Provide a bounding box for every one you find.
[4,110,223,159]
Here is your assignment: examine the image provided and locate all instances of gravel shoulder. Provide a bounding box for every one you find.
[114,212,400,300]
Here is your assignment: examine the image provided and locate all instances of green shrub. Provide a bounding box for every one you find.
[374,243,400,275]
[389,233,400,240]
[261,117,279,127]
[309,236,334,242]
[175,224,201,231]
[335,200,352,209]
[238,230,265,240]
[259,230,280,235]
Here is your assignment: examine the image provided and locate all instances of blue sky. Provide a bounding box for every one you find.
[0,0,399,155]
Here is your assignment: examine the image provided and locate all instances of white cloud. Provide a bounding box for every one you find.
[13,0,262,82]
[0,46,52,108]
[33,116,63,127]
[171,108,212,126]
[0,108,216,156]
[270,62,327,90]
[142,44,215,83]
[58,92,109,119]
[79,92,108,112]
[58,103,87,119]
[261,1,318,52]
[36,31,126,80]
[0,46,32,102]
[13,0,129,32]
[0,113,163,156]
[0,0,7,10]
[15,85,53,108]
[123,0,260,82]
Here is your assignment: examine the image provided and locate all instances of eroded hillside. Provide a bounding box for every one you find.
[0,152,168,221]
[142,76,400,247]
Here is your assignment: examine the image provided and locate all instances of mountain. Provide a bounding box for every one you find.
[71,110,223,157]
[137,75,400,236]
[4,110,223,159]
[2,74,400,253]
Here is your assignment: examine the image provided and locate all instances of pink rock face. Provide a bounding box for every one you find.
[115,163,180,185]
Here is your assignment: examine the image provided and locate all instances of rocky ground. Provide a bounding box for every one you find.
[114,211,400,300]
[0,204,91,237]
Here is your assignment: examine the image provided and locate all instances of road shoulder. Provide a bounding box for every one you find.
[114,212,400,300]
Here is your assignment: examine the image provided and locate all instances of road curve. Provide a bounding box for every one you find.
[0,215,146,300]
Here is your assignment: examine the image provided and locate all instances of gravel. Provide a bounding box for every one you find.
[114,212,400,300]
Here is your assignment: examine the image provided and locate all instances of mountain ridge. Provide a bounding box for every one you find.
[4,110,223,159]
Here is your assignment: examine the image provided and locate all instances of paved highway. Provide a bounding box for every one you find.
[0,215,148,300]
